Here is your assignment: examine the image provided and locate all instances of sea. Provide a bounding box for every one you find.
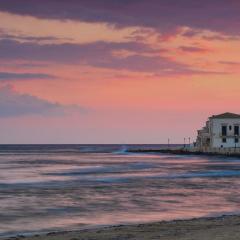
[0,144,240,237]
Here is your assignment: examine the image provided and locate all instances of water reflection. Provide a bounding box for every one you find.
[0,145,240,236]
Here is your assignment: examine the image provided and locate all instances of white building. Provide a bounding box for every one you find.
[196,112,240,150]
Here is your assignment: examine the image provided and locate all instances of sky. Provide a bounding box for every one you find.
[0,0,240,144]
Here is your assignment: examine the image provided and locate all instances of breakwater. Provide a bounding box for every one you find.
[128,148,240,157]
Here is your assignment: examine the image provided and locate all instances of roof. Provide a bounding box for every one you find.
[210,112,240,119]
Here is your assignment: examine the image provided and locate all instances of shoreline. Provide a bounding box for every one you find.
[3,214,240,240]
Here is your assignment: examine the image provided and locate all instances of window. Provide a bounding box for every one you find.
[222,138,227,143]
[235,138,239,143]
[222,126,227,136]
[234,125,239,136]
[229,125,232,131]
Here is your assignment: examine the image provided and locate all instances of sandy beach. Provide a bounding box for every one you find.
[3,215,240,240]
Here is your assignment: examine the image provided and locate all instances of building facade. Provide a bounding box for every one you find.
[196,113,240,150]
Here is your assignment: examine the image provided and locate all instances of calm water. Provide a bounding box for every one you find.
[0,144,240,237]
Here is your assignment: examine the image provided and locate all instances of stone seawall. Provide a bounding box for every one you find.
[128,147,240,157]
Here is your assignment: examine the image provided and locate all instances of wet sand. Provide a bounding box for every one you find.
[3,215,240,240]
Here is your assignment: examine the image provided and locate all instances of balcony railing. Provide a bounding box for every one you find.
[219,134,239,138]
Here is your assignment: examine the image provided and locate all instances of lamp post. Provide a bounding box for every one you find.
[188,137,191,148]
[168,138,170,148]
[184,138,186,148]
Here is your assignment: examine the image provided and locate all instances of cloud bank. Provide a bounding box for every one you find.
[0,72,55,81]
[0,85,87,117]
[0,0,239,36]
[0,39,220,75]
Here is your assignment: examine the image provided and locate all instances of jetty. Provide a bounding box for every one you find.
[128,147,240,157]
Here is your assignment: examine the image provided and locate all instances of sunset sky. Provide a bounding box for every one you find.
[0,0,240,144]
